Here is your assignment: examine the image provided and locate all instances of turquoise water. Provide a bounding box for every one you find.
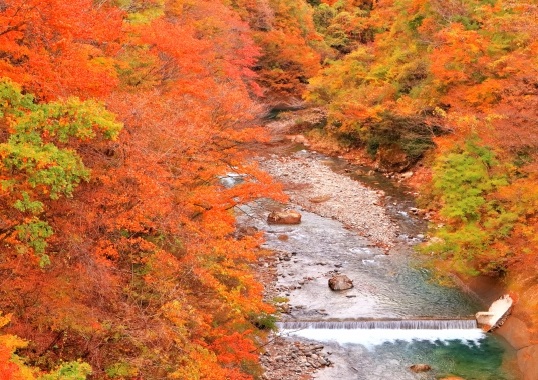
[283,327,519,379]
[420,337,517,379]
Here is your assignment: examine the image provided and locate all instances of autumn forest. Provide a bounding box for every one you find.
[1,0,537,379]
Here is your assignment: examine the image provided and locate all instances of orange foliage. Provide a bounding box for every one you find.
[255,29,321,95]
[232,0,322,97]
[0,0,123,100]
[305,0,538,280]
[3,0,536,375]
[0,0,287,378]
[0,346,21,380]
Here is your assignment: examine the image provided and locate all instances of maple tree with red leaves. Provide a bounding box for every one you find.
[0,0,123,100]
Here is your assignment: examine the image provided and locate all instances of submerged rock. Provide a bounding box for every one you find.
[328,275,353,291]
[409,364,431,373]
[267,209,302,225]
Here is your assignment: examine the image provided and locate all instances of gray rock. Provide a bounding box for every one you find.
[328,274,354,291]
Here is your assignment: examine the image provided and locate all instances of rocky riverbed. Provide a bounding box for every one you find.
[251,149,406,379]
[252,111,520,380]
[260,151,397,248]
[254,245,335,380]
[252,115,419,379]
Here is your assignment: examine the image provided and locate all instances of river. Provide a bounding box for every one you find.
[237,136,522,379]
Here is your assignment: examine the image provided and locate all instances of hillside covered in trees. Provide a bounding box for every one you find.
[0,0,537,378]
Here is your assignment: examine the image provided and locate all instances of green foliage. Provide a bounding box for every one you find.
[311,1,374,55]
[433,139,506,222]
[39,361,92,380]
[423,138,518,275]
[15,218,54,258]
[0,78,122,263]
[408,14,425,31]
[14,192,45,214]
[313,3,336,33]
[249,312,277,331]
[105,362,138,378]
[2,140,90,200]
[0,81,36,118]
[116,0,165,24]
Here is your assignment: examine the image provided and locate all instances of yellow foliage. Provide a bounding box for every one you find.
[0,312,37,380]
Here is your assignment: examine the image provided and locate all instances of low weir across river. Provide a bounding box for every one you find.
[278,318,478,330]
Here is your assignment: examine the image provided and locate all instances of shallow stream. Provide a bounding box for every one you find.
[240,149,521,379]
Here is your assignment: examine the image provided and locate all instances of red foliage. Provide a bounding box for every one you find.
[0,346,19,380]
[0,0,286,378]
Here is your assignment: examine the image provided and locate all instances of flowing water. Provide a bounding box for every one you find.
[278,319,479,330]
[238,148,521,379]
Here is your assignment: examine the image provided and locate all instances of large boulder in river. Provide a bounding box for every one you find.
[328,275,353,291]
[267,209,302,225]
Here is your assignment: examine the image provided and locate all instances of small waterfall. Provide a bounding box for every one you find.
[278,318,478,330]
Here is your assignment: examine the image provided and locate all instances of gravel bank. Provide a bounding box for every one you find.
[260,151,397,248]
